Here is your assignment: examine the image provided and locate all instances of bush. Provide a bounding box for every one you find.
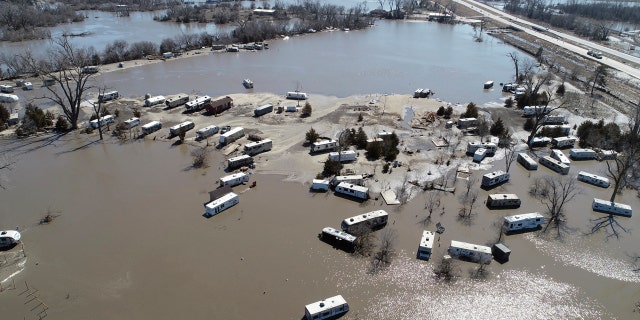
[461,102,478,118]
[323,159,342,176]
[301,102,312,117]
[55,116,69,132]
[444,106,453,119]
[490,117,506,136]
[436,106,445,116]
[382,162,390,173]
[504,97,514,108]
[133,109,141,118]
[556,83,565,95]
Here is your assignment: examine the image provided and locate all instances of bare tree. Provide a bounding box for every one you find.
[191,146,210,168]
[22,36,96,130]
[457,190,478,220]
[88,88,106,140]
[421,190,441,226]
[433,255,459,282]
[464,176,478,198]
[504,143,519,173]
[507,52,520,83]
[589,65,608,97]
[530,176,580,238]
[606,103,640,203]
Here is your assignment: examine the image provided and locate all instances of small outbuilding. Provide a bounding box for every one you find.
[492,243,511,263]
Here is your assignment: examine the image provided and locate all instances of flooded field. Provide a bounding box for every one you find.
[0,132,639,319]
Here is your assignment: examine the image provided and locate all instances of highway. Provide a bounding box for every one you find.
[454,0,640,80]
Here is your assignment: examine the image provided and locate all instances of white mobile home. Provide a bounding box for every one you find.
[0,93,19,103]
[254,104,273,117]
[331,175,364,187]
[539,156,570,175]
[89,115,115,129]
[0,230,21,247]
[517,152,538,170]
[417,230,435,260]
[244,139,272,156]
[123,117,140,129]
[0,84,14,93]
[596,150,617,161]
[144,95,166,107]
[185,95,212,112]
[219,127,245,145]
[304,295,349,320]
[473,148,488,162]
[458,117,478,129]
[481,170,510,188]
[550,149,571,166]
[204,192,239,217]
[341,210,388,233]
[569,148,596,160]
[467,142,497,154]
[577,171,610,188]
[523,105,549,116]
[141,121,162,135]
[592,198,632,217]
[448,240,493,264]
[196,125,219,140]
[219,172,249,187]
[311,140,338,153]
[320,227,356,250]
[530,137,551,147]
[542,115,566,124]
[503,213,545,233]
[311,179,330,191]
[169,121,195,136]
[227,154,254,170]
[328,150,357,162]
[98,90,118,102]
[335,182,369,200]
[486,194,521,208]
[165,95,189,108]
[551,136,576,148]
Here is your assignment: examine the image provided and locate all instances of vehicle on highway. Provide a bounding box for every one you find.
[587,50,603,59]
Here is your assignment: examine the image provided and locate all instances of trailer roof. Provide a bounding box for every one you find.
[419,230,435,249]
[305,295,347,315]
[205,192,238,209]
[342,210,388,226]
[504,212,544,223]
[488,194,519,200]
[450,240,492,253]
[593,198,632,210]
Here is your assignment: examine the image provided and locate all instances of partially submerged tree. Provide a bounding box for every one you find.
[530,176,580,238]
[433,255,460,283]
[191,147,210,168]
[369,229,397,274]
[503,143,519,173]
[22,36,96,130]
[421,190,441,226]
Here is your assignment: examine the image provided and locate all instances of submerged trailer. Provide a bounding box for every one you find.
[243,139,272,156]
[417,230,435,260]
[550,149,571,166]
[448,240,493,264]
[539,156,570,175]
[219,172,249,187]
[486,194,521,208]
[320,227,356,251]
[341,210,388,233]
[503,213,544,233]
[335,182,369,200]
[592,198,632,217]
[577,171,610,188]
[467,142,497,154]
[517,152,538,170]
[569,148,596,160]
[227,154,253,170]
[331,175,364,187]
[254,104,273,117]
[481,170,510,188]
[304,295,349,320]
[311,179,330,191]
[204,192,239,217]
[196,125,219,140]
[551,136,576,148]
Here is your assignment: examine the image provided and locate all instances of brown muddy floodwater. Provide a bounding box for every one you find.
[0,133,639,319]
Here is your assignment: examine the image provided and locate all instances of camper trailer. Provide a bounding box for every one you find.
[523,105,549,116]
[542,115,566,124]
[227,154,253,170]
[541,125,571,136]
[304,295,349,320]
[539,156,570,175]
[311,179,330,191]
[331,175,364,187]
[474,148,488,162]
[417,230,435,260]
[311,140,338,153]
[458,118,478,129]
[517,152,538,170]
[185,95,212,112]
[98,91,119,102]
[219,172,249,187]
[196,125,219,140]
[169,121,195,136]
[82,66,99,74]
[481,170,510,188]
[123,117,140,129]
[320,227,356,250]
[503,213,545,233]
[577,171,610,188]
[89,115,115,129]
[141,121,162,135]
[551,137,576,148]
[0,230,21,248]
[596,150,617,161]
[569,149,596,160]
[486,194,521,208]
[144,95,165,107]
[592,198,632,217]
[448,240,493,264]
[335,182,369,200]
[165,95,190,108]
[244,139,272,156]
[467,142,497,155]
[550,149,571,166]
[219,127,245,145]
[328,150,357,162]
[341,210,388,233]
[0,84,14,93]
[530,137,551,147]
[0,93,19,103]
[254,104,273,117]
[204,192,239,217]
[286,91,308,100]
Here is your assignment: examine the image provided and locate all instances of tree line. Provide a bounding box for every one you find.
[0,2,84,41]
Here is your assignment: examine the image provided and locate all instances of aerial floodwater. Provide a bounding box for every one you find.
[1,4,639,320]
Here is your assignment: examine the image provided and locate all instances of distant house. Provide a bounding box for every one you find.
[205,96,233,115]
